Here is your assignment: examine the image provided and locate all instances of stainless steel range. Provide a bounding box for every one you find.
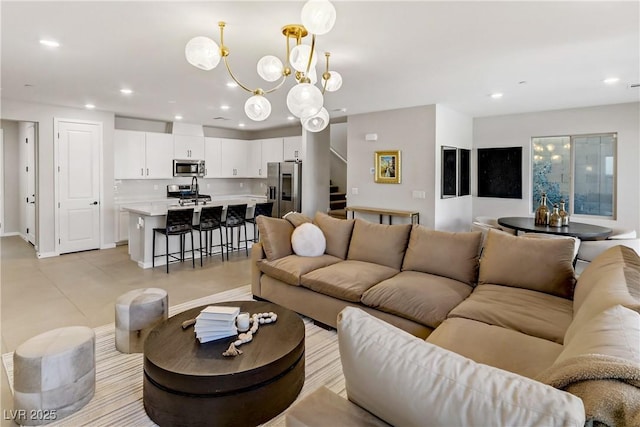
[167,184,212,206]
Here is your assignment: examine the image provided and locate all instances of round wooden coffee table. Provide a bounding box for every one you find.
[143,300,305,426]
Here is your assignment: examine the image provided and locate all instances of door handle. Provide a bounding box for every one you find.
[90,201,98,205]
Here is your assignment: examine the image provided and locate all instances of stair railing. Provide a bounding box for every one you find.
[330,147,347,164]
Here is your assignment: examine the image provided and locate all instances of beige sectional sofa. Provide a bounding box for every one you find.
[252,213,640,426]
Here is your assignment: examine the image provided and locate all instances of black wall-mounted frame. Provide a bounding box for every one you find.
[441,146,457,198]
[477,147,522,199]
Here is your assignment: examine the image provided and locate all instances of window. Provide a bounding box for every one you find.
[532,133,616,218]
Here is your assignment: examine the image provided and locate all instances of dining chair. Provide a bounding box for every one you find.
[152,208,195,273]
[193,206,225,265]
[222,204,249,260]
[246,202,274,242]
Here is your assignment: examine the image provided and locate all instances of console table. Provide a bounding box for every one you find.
[346,206,420,225]
[497,217,612,241]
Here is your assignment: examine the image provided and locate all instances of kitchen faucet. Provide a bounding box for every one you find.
[191,176,199,205]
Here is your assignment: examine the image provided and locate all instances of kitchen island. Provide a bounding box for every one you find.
[122,196,266,269]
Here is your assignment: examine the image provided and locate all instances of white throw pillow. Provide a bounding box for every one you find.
[337,306,585,427]
[291,223,326,257]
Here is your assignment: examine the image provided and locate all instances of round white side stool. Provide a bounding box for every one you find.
[115,288,168,353]
[13,326,95,426]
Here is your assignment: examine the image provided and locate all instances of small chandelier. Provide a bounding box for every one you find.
[185,0,342,132]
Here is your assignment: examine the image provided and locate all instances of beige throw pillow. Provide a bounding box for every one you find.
[283,211,313,227]
[313,212,355,259]
[479,230,576,299]
[256,216,294,261]
[347,219,411,270]
[402,226,482,286]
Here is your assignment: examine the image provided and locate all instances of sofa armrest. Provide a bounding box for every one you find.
[251,242,266,297]
[285,387,390,427]
[338,307,586,427]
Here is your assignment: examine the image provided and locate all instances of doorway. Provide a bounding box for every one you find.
[55,119,102,254]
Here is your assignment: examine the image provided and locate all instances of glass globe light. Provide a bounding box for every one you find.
[287,83,323,118]
[257,55,283,82]
[302,107,329,132]
[289,44,317,73]
[308,67,318,85]
[185,36,221,71]
[301,0,337,35]
[244,95,272,121]
[323,71,342,92]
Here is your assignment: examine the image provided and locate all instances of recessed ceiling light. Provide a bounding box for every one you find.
[39,39,60,48]
[174,115,183,120]
[85,104,95,109]
[226,82,238,88]
[221,105,230,110]
[238,123,246,128]
[603,77,620,85]
[287,116,295,121]
[490,93,503,99]
[120,88,133,95]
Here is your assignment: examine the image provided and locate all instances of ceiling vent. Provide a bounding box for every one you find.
[629,83,639,88]
[212,117,230,121]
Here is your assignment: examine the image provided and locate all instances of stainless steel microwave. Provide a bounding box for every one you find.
[173,159,205,177]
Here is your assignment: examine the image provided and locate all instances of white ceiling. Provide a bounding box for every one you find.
[2,1,639,131]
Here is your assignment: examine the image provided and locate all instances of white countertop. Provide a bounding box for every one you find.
[121,196,267,217]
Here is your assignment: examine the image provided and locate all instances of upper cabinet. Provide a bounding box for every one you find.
[260,138,284,177]
[114,130,173,179]
[220,138,249,177]
[283,136,303,161]
[174,135,205,159]
[204,137,222,178]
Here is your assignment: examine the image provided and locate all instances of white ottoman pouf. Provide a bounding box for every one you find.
[13,326,95,426]
[115,288,168,353]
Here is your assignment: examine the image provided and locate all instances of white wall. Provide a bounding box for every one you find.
[1,120,19,234]
[301,128,330,216]
[1,99,115,256]
[434,105,473,231]
[347,106,437,227]
[330,122,348,193]
[473,102,640,232]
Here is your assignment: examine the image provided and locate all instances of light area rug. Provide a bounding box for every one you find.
[2,285,346,426]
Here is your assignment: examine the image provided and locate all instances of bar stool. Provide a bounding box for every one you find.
[222,204,249,260]
[152,208,195,273]
[194,205,225,265]
[246,201,274,242]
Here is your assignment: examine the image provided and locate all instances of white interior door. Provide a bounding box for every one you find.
[57,120,101,254]
[25,124,36,244]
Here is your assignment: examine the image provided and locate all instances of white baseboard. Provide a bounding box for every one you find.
[1,232,20,237]
[37,251,59,259]
[101,243,116,250]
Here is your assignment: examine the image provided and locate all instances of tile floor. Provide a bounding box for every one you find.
[1,236,252,426]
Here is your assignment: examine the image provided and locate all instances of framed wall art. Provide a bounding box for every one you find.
[477,147,522,199]
[374,150,401,184]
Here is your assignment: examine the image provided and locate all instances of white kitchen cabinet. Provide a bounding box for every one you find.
[114,130,173,179]
[246,140,262,178]
[118,210,129,242]
[114,130,146,179]
[174,135,205,159]
[260,138,284,177]
[204,137,222,178]
[145,133,174,178]
[283,135,303,161]
[220,138,248,177]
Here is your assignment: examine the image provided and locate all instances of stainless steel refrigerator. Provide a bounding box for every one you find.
[267,162,302,217]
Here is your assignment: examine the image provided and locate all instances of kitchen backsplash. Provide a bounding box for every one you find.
[114,178,267,201]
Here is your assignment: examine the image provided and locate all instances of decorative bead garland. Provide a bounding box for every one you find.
[222,312,277,357]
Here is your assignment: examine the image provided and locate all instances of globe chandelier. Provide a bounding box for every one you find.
[185,0,342,133]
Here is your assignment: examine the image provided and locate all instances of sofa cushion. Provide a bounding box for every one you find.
[337,307,585,427]
[313,212,354,259]
[558,304,640,365]
[256,216,294,261]
[291,223,326,257]
[447,284,573,344]
[361,271,472,329]
[402,226,482,286]
[427,317,563,379]
[347,219,411,270]
[300,260,399,302]
[257,254,341,286]
[479,229,576,299]
[283,211,313,227]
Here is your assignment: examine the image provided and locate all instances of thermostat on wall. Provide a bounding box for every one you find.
[365,133,378,141]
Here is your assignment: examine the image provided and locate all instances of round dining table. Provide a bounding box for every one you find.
[497,217,612,240]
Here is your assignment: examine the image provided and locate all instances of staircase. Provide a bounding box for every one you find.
[328,181,347,219]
